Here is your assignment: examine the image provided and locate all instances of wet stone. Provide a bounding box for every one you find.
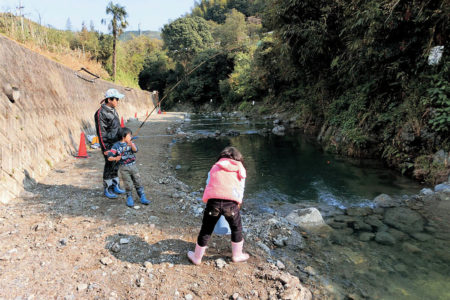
[273,235,288,247]
[375,231,396,245]
[394,264,407,273]
[359,232,375,242]
[353,221,372,231]
[304,266,317,276]
[346,207,372,216]
[373,194,395,207]
[364,215,385,229]
[384,207,424,234]
[334,215,357,223]
[329,221,347,229]
[411,232,433,242]
[387,228,407,241]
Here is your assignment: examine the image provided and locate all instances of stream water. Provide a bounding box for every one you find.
[169,114,450,299]
[170,115,423,209]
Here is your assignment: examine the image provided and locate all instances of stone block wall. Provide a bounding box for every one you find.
[0,35,155,203]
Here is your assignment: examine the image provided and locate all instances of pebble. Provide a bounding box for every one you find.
[77,283,88,291]
[119,238,130,244]
[276,260,286,270]
[304,266,317,276]
[232,293,240,300]
[111,243,121,253]
[134,206,140,210]
[100,257,113,265]
[257,241,272,255]
[136,277,144,287]
[144,261,153,269]
[215,258,227,269]
[185,294,193,300]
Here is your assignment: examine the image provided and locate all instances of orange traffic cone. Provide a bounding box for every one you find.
[135,112,137,118]
[120,116,124,128]
[163,111,166,114]
[75,132,89,158]
[158,108,161,114]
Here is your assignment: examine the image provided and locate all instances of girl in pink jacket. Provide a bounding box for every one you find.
[187,146,249,265]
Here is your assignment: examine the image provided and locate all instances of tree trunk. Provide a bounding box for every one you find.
[113,30,117,82]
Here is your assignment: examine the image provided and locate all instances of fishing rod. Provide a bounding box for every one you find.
[133,44,245,137]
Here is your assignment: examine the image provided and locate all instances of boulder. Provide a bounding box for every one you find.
[285,231,305,250]
[329,222,348,229]
[359,232,375,242]
[420,188,434,195]
[375,232,396,245]
[272,125,286,135]
[402,242,422,253]
[353,221,372,232]
[384,207,424,234]
[387,228,407,241]
[434,183,450,193]
[432,150,448,165]
[346,207,372,216]
[286,208,330,231]
[411,232,433,242]
[364,215,385,229]
[373,194,398,207]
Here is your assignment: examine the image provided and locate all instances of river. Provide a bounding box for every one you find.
[169,113,449,300]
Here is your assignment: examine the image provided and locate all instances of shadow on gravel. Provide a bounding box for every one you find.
[105,234,194,265]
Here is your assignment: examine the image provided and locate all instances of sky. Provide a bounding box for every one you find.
[0,0,196,32]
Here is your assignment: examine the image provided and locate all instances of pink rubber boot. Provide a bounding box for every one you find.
[187,243,206,265]
[231,240,249,262]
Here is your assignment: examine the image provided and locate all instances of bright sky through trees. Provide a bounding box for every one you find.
[0,0,195,32]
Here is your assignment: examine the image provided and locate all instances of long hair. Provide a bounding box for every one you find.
[217,146,244,165]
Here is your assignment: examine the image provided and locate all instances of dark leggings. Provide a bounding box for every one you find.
[103,153,119,181]
[197,199,243,247]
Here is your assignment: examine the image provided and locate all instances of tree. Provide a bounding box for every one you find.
[214,9,248,48]
[65,18,72,31]
[161,16,214,67]
[103,2,128,82]
[138,50,172,96]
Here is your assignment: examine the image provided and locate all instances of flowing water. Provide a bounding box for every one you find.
[169,114,450,299]
[170,115,422,208]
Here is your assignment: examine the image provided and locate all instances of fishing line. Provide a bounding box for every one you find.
[133,44,245,137]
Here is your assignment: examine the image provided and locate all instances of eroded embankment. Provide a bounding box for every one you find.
[0,34,155,203]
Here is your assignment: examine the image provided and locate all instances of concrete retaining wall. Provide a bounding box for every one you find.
[0,35,155,203]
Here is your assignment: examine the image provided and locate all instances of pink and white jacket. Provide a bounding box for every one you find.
[202,158,246,204]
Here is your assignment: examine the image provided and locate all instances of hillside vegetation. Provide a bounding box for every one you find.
[0,13,162,88]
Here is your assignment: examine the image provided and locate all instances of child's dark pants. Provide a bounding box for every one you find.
[197,199,243,247]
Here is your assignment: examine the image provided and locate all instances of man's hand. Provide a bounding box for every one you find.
[116,155,122,162]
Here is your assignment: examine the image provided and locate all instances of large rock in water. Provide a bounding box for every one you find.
[384,207,424,234]
[286,208,329,231]
[373,194,401,207]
